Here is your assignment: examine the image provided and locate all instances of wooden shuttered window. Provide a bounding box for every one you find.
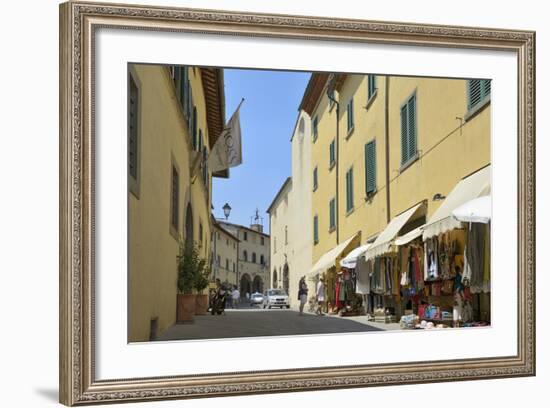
[467,79,491,111]
[368,75,377,100]
[313,215,319,244]
[347,98,354,132]
[329,198,336,231]
[192,106,198,150]
[171,166,179,230]
[365,140,376,194]
[346,167,354,212]
[128,74,139,181]
[329,140,335,167]
[400,93,417,166]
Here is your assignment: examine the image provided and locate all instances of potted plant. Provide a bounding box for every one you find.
[194,266,211,315]
[176,241,200,323]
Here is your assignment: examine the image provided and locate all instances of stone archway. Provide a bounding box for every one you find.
[240,273,252,298]
[252,275,263,294]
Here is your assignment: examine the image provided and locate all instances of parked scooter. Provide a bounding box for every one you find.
[210,284,228,315]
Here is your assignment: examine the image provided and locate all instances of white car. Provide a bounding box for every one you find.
[249,292,264,306]
[262,289,290,309]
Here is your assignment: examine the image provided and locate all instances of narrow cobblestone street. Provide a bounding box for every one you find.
[157,305,393,341]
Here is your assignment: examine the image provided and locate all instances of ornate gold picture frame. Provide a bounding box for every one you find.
[59,1,535,405]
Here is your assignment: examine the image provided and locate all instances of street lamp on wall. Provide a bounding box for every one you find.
[222,203,232,220]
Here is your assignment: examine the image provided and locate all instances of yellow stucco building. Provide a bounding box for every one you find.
[128,64,226,342]
[211,218,239,286]
[297,72,490,309]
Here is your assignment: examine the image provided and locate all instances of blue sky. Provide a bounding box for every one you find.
[212,69,311,232]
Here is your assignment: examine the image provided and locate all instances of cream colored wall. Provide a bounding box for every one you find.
[288,112,313,307]
[128,64,213,342]
[386,77,491,220]
[310,86,339,263]
[310,74,491,266]
[220,222,271,292]
[211,224,238,286]
[268,181,292,292]
[237,228,270,292]
[337,75,388,244]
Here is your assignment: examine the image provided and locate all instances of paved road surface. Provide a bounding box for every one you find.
[157,307,384,341]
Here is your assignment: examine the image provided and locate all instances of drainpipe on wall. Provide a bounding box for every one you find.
[327,77,340,245]
[385,76,391,224]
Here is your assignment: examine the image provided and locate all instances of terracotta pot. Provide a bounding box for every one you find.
[177,293,196,323]
[195,294,209,315]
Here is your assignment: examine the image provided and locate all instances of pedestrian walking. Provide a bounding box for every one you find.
[231,286,240,308]
[298,277,308,316]
[316,277,326,316]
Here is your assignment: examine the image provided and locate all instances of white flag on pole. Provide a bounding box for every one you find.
[209,99,244,173]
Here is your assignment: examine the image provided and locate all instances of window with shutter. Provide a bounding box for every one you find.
[467,79,491,111]
[400,93,418,166]
[313,167,318,191]
[129,74,139,184]
[365,140,376,194]
[329,140,335,168]
[346,167,354,212]
[368,75,377,100]
[192,107,197,149]
[313,215,319,244]
[347,98,354,133]
[329,198,336,231]
[170,166,179,230]
[312,116,319,142]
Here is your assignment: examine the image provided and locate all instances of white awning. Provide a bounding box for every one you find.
[365,203,424,260]
[395,225,424,246]
[423,165,491,239]
[340,243,371,269]
[307,234,358,279]
[452,195,491,224]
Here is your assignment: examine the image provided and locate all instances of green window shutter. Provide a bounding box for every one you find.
[368,75,376,99]
[400,94,417,165]
[407,95,417,160]
[313,167,318,190]
[481,79,491,98]
[350,168,354,210]
[347,99,354,132]
[365,141,376,194]
[329,199,335,230]
[313,216,319,244]
[171,166,179,229]
[129,74,139,181]
[329,140,335,166]
[468,79,482,110]
[400,104,408,165]
[181,67,188,118]
[346,168,354,212]
[192,107,197,150]
[185,72,191,120]
[187,85,194,136]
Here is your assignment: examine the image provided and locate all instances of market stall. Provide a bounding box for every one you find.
[306,233,361,315]
[401,165,492,329]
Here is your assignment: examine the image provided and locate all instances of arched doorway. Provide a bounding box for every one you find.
[240,273,252,298]
[272,269,278,288]
[252,275,263,293]
[185,203,193,248]
[283,263,289,294]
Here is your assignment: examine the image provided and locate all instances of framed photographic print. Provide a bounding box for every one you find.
[59,0,535,405]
